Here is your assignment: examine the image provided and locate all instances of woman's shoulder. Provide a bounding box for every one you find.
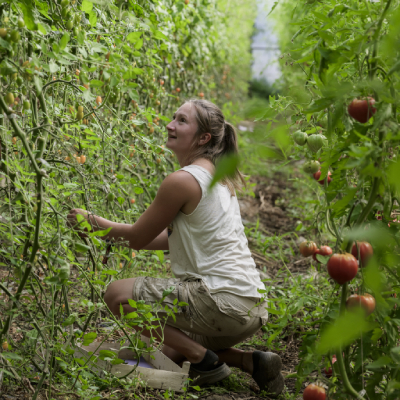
[162,169,201,193]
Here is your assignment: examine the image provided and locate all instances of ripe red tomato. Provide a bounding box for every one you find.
[327,253,358,284]
[303,383,326,400]
[348,97,376,123]
[346,294,376,316]
[312,246,332,263]
[299,241,317,257]
[313,171,332,186]
[351,241,373,267]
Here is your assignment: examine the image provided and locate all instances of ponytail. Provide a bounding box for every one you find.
[184,99,246,196]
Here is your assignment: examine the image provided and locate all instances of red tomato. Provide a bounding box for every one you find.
[313,246,332,263]
[348,97,376,123]
[303,383,326,400]
[327,253,358,284]
[313,171,332,186]
[299,241,317,257]
[346,294,376,316]
[351,241,373,267]
[324,355,337,377]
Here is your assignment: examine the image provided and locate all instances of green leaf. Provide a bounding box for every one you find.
[387,158,400,197]
[162,286,175,299]
[317,309,376,354]
[390,346,400,364]
[89,11,97,27]
[20,0,36,31]
[75,243,90,253]
[59,33,70,51]
[88,227,112,237]
[102,269,118,276]
[366,355,393,370]
[81,0,93,13]
[0,38,12,51]
[155,250,164,263]
[83,332,97,346]
[329,188,357,217]
[208,154,240,190]
[134,187,144,195]
[90,79,104,87]
[127,31,143,43]
[2,352,23,360]
[134,38,143,50]
[128,299,137,308]
[62,314,77,326]
[303,98,334,113]
[153,30,168,40]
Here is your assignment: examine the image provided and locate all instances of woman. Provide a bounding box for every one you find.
[68,100,284,397]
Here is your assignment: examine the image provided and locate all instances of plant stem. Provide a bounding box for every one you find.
[336,283,365,399]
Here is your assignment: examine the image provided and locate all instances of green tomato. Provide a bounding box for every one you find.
[73,27,80,36]
[17,18,25,28]
[107,192,115,202]
[5,92,14,105]
[307,134,326,153]
[0,28,7,38]
[61,0,69,7]
[293,130,308,146]
[16,76,23,86]
[10,30,20,42]
[303,160,320,174]
[61,7,69,18]
[66,20,73,30]
[23,100,30,110]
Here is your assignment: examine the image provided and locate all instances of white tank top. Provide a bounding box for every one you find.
[167,165,265,299]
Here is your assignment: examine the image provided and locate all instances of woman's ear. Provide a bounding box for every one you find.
[198,133,211,145]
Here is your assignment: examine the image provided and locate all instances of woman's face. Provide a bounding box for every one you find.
[166,103,198,157]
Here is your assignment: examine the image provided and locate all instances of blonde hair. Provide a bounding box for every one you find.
[183,99,245,196]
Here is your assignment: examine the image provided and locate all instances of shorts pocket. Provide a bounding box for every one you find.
[212,292,255,325]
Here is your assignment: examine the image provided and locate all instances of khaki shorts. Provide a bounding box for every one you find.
[132,277,268,351]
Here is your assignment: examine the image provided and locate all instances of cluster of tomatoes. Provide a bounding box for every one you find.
[300,240,376,316]
[300,238,375,399]
[295,97,377,189]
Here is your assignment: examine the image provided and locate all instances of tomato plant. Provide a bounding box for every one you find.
[0,0,256,396]
[264,1,400,397]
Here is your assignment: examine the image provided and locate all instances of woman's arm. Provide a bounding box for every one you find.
[142,228,169,250]
[67,171,199,250]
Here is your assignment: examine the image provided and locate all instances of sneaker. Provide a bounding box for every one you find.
[189,362,232,386]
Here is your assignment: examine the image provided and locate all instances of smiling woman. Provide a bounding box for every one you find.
[67,99,284,396]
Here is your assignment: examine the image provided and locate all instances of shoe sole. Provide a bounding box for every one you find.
[189,362,232,386]
[252,352,284,396]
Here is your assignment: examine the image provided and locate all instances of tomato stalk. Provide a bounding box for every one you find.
[336,282,365,400]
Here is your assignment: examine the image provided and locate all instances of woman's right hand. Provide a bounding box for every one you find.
[67,208,90,237]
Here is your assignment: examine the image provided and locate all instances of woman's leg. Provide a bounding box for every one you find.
[104,278,206,364]
[215,348,254,374]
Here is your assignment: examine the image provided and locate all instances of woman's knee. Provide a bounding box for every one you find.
[104,278,136,309]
